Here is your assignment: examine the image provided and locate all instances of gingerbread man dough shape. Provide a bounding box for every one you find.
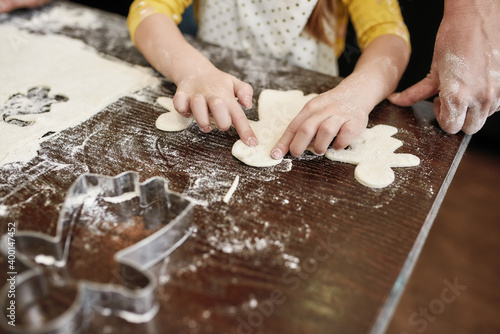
[325,124,420,188]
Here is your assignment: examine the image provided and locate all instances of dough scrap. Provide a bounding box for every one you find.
[155,97,193,131]
[325,124,420,188]
[222,175,240,203]
[232,89,317,167]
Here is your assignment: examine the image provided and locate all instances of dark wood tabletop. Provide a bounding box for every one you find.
[0,2,470,334]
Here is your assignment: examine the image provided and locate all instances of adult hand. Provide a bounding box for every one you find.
[389,1,500,134]
[0,0,52,13]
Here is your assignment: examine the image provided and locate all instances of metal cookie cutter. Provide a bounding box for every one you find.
[0,171,194,334]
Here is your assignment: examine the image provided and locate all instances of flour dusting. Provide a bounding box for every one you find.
[0,25,159,165]
[0,205,8,216]
[5,3,102,32]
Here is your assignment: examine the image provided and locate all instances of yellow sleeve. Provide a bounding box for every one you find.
[127,0,193,44]
[341,0,410,51]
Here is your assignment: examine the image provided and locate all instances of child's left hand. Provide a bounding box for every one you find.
[270,86,370,160]
[271,34,411,160]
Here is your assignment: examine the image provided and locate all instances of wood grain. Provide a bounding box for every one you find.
[0,2,468,333]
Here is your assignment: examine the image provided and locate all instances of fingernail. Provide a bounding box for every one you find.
[202,126,212,133]
[271,148,282,160]
[247,137,258,147]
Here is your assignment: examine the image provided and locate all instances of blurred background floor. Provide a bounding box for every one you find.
[387,124,500,334]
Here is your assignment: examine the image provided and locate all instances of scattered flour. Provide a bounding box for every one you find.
[0,205,8,216]
[282,253,300,269]
[5,3,103,32]
[0,26,159,164]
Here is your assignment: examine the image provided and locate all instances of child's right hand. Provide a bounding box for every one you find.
[172,65,258,147]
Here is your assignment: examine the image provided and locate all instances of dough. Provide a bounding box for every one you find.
[325,124,420,188]
[232,89,316,167]
[0,26,159,164]
[222,175,240,203]
[155,90,317,167]
[154,89,419,188]
[155,97,193,131]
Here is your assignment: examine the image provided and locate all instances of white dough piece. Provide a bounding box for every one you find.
[325,124,420,188]
[222,175,240,203]
[232,89,317,167]
[155,97,193,131]
[0,26,159,164]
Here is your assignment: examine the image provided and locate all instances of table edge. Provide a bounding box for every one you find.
[370,108,472,334]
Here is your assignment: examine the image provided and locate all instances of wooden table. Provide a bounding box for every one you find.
[0,2,470,333]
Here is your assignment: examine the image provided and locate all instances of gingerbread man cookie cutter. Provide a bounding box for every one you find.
[0,171,194,333]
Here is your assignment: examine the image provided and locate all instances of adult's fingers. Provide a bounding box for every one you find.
[462,105,487,134]
[388,76,439,107]
[436,84,499,134]
[460,86,500,133]
[437,93,467,134]
[489,103,500,117]
[433,97,442,123]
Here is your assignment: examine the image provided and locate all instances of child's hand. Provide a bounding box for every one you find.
[134,13,258,147]
[270,34,411,160]
[271,88,369,159]
[172,65,257,147]
[0,0,52,13]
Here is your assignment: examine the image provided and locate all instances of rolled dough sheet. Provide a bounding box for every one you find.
[0,26,159,165]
